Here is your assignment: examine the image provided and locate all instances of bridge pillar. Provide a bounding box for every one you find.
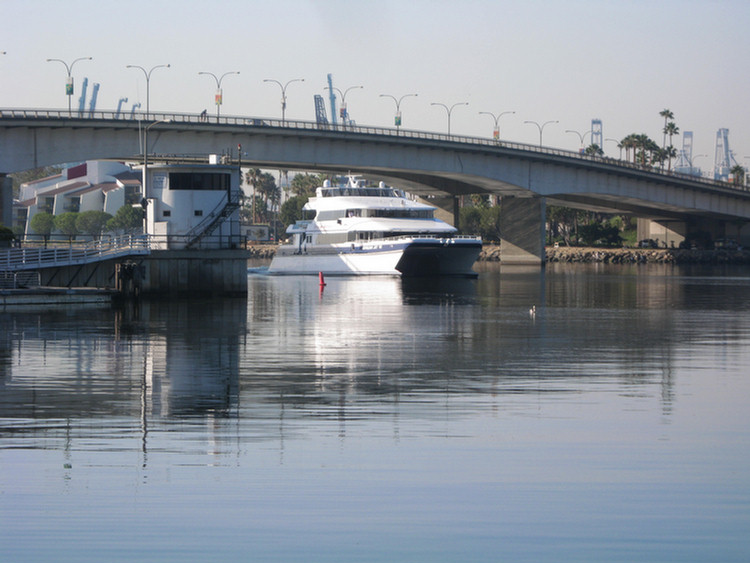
[500,196,546,265]
[1,174,12,228]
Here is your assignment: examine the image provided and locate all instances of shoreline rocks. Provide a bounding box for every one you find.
[545,246,750,264]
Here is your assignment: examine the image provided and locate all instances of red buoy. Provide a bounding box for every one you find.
[319,272,326,286]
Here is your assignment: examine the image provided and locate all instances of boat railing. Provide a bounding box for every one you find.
[368,234,482,244]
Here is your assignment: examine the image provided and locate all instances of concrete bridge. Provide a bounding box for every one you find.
[3,108,750,263]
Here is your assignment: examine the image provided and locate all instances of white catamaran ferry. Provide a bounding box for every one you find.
[268,176,482,276]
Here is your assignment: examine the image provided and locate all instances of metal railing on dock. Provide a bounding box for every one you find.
[0,234,150,272]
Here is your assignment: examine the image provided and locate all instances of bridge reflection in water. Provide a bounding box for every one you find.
[2,266,750,561]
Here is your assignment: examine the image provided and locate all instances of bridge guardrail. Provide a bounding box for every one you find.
[2,107,747,194]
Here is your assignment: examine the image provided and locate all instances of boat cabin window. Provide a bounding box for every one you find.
[315,208,433,221]
[318,187,401,198]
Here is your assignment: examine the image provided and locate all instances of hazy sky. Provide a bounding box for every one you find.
[2,0,749,170]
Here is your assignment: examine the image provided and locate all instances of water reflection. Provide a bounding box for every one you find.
[3,266,750,562]
[4,267,749,438]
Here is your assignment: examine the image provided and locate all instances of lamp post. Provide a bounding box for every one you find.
[479,110,515,141]
[605,138,622,159]
[263,78,304,124]
[379,93,418,133]
[565,129,591,152]
[524,119,558,146]
[126,63,170,119]
[46,56,92,116]
[688,154,707,176]
[325,84,363,126]
[431,102,468,136]
[198,70,240,119]
[141,118,173,232]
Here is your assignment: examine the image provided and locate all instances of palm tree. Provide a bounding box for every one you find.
[634,134,654,167]
[730,164,746,186]
[245,168,262,223]
[620,134,638,163]
[664,146,678,172]
[659,108,674,149]
[664,121,680,171]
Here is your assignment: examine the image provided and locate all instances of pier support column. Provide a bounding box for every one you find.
[500,196,546,265]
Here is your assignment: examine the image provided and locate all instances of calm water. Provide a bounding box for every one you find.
[2,263,749,563]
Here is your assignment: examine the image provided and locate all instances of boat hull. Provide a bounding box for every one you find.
[268,237,481,277]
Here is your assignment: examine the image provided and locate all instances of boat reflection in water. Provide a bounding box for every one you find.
[3,265,750,562]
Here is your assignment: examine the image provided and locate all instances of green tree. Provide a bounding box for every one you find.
[730,165,746,186]
[620,134,638,163]
[477,206,502,241]
[30,212,55,247]
[244,169,279,223]
[9,165,63,198]
[459,206,482,237]
[659,108,674,149]
[584,143,604,156]
[76,210,113,240]
[279,195,310,230]
[107,205,144,234]
[578,222,622,247]
[290,173,326,197]
[663,121,680,171]
[0,225,14,248]
[54,212,79,242]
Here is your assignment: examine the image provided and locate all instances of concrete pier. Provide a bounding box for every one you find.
[499,196,546,265]
[27,248,251,297]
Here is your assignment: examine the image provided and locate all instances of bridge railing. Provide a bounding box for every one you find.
[2,107,748,194]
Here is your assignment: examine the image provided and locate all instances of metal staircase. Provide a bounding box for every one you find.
[184,191,241,248]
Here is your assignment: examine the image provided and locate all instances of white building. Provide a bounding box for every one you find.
[16,161,141,240]
[143,163,241,249]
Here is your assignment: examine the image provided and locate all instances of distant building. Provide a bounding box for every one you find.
[15,159,242,249]
[15,161,142,241]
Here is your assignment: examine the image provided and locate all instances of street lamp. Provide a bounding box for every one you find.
[565,129,591,151]
[379,93,418,133]
[141,118,172,232]
[263,78,305,124]
[689,154,707,175]
[479,110,515,141]
[524,120,558,147]
[325,84,363,126]
[46,56,92,116]
[605,138,622,159]
[126,63,170,119]
[431,102,468,136]
[198,70,240,119]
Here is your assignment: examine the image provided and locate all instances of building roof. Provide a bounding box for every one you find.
[97,182,121,193]
[114,170,141,181]
[23,173,63,186]
[36,181,90,198]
